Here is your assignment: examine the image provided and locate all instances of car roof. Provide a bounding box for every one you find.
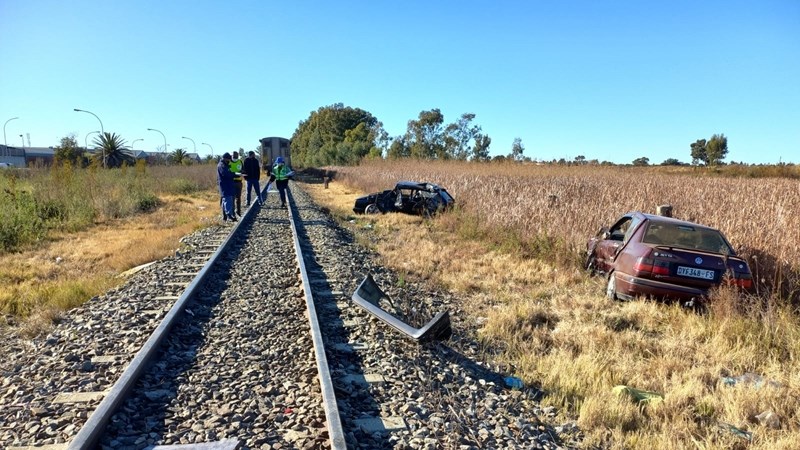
[627,211,719,231]
[395,180,441,190]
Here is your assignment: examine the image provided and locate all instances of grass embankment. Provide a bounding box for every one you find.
[1,163,220,335]
[303,160,800,450]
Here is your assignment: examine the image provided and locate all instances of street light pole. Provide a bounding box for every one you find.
[74,108,105,168]
[4,116,19,148]
[147,128,168,163]
[131,138,143,150]
[181,136,197,154]
[201,142,214,158]
[85,131,100,150]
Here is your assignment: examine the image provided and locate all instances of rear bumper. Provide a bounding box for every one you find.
[616,273,708,301]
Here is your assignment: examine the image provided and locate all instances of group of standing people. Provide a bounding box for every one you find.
[216,150,291,222]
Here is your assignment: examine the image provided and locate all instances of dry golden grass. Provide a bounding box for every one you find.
[301,161,800,450]
[0,193,219,335]
[334,160,800,300]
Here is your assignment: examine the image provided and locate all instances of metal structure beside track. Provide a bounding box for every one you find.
[66,185,346,450]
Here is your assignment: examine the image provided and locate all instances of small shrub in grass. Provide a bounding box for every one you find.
[168,178,200,195]
[0,187,46,252]
[137,192,160,212]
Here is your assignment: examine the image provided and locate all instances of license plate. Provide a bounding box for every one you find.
[676,266,715,280]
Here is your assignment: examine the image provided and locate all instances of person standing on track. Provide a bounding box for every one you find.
[243,150,262,206]
[229,150,244,216]
[268,156,291,208]
[217,152,236,222]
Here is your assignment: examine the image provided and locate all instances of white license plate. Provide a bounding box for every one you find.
[676,266,715,280]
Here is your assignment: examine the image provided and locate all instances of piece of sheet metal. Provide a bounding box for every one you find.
[351,274,451,342]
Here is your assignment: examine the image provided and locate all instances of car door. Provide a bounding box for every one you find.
[595,216,642,272]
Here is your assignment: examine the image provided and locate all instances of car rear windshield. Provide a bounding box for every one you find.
[642,222,734,255]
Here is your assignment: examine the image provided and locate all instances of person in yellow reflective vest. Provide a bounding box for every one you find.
[229,151,244,216]
[268,156,290,208]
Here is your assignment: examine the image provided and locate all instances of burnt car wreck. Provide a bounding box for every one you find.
[353,181,455,216]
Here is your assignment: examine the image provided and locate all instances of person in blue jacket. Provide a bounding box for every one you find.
[217,152,237,222]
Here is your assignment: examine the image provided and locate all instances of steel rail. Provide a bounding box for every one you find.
[67,195,262,450]
[285,186,347,450]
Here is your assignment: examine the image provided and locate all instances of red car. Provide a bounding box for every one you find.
[585,212,752,304]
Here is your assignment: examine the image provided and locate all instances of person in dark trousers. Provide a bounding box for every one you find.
[242,151,262,206]
[268,156,290,208]
[229,151,244,216]
[217,153,236,222]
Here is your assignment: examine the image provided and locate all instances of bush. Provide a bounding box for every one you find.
[0,185,46,251]
[167,178,200,195]
[137,193,160,212]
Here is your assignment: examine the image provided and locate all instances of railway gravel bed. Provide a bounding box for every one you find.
[99,198,327,449]
[1,224,233,447]
[0,182,579,450]
[289,184,575,449]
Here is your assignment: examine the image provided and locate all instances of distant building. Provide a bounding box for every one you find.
[25,147,55,166]
[0,145,26,167]
[0,145,55,166]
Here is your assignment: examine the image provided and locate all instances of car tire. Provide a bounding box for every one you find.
[364,203,380,214]
[606,272,618,301]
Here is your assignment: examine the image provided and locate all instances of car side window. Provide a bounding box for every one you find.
[609,217,631,241]
[623,217,642,243]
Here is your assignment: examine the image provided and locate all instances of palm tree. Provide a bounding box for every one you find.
[92,132,135,168]
[171,148,189,165]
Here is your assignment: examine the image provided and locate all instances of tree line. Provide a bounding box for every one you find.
[290,104,741,168]
[290,104,498,167]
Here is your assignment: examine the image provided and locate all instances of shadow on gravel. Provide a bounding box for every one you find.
[288,191,389,450]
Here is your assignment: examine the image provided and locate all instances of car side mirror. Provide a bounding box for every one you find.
[598,227,610,240]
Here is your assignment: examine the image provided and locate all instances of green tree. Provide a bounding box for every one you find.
[706,133,728,166]
[690,139,708,165]
[387,137,409,159]
[92,132,134,168]
[632,156,650,166]
[510,137,525,161]
[690,135,728,166]
[54,134,85,167]
[290,103,384,167]
[471,134,491,161]
[443,113,482,160]
[171,148,189,165]
[405,109,446,159]
[661,158,684,166]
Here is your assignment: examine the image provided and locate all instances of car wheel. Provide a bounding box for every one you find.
[365,203,380,214]
[606,273,618,301]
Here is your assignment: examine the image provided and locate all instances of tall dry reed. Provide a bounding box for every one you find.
[332,160,800,302]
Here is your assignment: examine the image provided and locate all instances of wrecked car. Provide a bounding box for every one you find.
[585,211,752,304]
[353,181,455,216]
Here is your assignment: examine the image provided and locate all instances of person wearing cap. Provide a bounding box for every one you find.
[217,153,236,222]
[229,151,244,216]
[242,151,262,206]
[268,156,290,208]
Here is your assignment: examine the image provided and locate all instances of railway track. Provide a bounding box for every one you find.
[1,182,573,450]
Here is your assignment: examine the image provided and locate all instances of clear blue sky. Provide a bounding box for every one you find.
[1,0,798,164]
